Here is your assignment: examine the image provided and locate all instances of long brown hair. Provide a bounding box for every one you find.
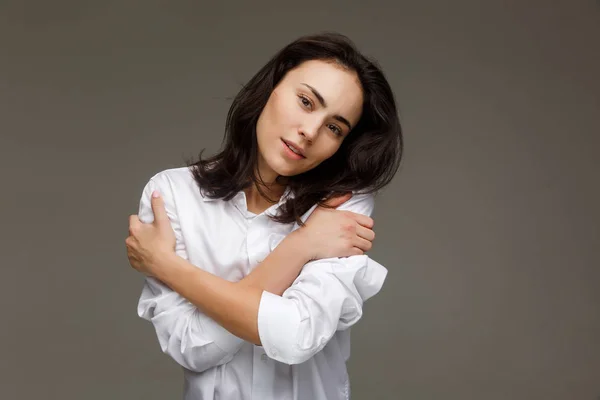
[187,32,403,224]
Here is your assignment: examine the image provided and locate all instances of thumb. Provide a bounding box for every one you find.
[324,192,352,208]
[150,190,170,226]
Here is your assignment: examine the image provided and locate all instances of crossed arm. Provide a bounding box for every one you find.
[130,173,387,370]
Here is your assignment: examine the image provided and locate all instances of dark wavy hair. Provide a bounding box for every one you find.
[187,32,403,224]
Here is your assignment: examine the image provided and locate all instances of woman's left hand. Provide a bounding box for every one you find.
[126,190,176,277]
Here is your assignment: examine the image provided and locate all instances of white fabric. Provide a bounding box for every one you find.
[136,166,388,400]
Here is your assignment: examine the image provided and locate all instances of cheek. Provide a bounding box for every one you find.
[257,113,279,150]
[272,92,303,129]
[311,140,342,164]
[257,93,281,134]
[267,92,288,124]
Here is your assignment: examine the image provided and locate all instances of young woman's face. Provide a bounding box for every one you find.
[255,59,364,181]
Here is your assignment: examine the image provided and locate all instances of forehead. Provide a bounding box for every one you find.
[283,59,364,123]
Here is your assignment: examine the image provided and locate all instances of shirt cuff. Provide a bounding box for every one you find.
[257,291,302,363]
[348,256,388,301]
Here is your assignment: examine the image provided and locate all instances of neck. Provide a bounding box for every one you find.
[244,181,286,214]
[245,158,287,214]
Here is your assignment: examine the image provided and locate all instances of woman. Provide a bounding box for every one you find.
[126,32,402,400]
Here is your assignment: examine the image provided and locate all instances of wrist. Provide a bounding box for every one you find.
[150,251,183,282]
[284,229,314,263]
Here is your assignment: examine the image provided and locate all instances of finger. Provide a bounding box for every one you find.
[150,190,170,227]
[125,235,136,247]
[323,192,352,208]
[350,247,364,256]
[353,236,373,252]
[128,215,141,235]
[346,212,374,229]
[356,225,375,242]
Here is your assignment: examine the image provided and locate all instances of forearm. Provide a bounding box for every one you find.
[137,277,246,372]
[153,253,264,345]
[151,231,311,345]
[240,230,311,295]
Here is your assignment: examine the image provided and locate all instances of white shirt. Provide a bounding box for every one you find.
[136,167,387,400]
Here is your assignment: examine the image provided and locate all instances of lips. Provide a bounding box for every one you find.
[282,139,306,158]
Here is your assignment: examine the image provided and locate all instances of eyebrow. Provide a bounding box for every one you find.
[301,83,353,130]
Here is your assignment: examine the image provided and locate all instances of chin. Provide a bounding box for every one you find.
[275,162,307,178]
[273,166,299,177]
[263,149,312,177]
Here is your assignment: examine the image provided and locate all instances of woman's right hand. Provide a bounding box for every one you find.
[295,193,375,261]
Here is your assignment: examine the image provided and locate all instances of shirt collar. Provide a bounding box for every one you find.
[200,188,218,202]
[200,186,294,204]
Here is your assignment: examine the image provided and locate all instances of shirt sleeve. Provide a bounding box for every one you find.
[135,173,245,372]
[256,193,389,365]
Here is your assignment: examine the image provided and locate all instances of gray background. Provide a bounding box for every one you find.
[1,1,599,399]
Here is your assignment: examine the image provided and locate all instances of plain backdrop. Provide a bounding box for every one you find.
[1,1,599,399]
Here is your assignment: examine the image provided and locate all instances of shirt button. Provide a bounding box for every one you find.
[261,353,268,362]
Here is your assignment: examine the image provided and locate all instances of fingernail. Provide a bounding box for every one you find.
[152,190,160,198]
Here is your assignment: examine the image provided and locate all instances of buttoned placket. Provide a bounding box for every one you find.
[246,208,277,399]
[234,190,291,399]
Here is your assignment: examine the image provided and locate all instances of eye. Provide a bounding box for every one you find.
[328,124,343,136]
[298,95,313,110]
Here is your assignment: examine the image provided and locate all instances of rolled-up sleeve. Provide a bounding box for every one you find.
[135,174,245,372]
[257,192,389,365]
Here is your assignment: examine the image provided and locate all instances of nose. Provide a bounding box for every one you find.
[299,118,320,142]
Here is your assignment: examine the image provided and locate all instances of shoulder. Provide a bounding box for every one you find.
[142,166,199,197]
[297,191,376,225]
[137,166,206,221]
[147,166,195,188]
[336,191,376,216]
[138,166,204,207]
